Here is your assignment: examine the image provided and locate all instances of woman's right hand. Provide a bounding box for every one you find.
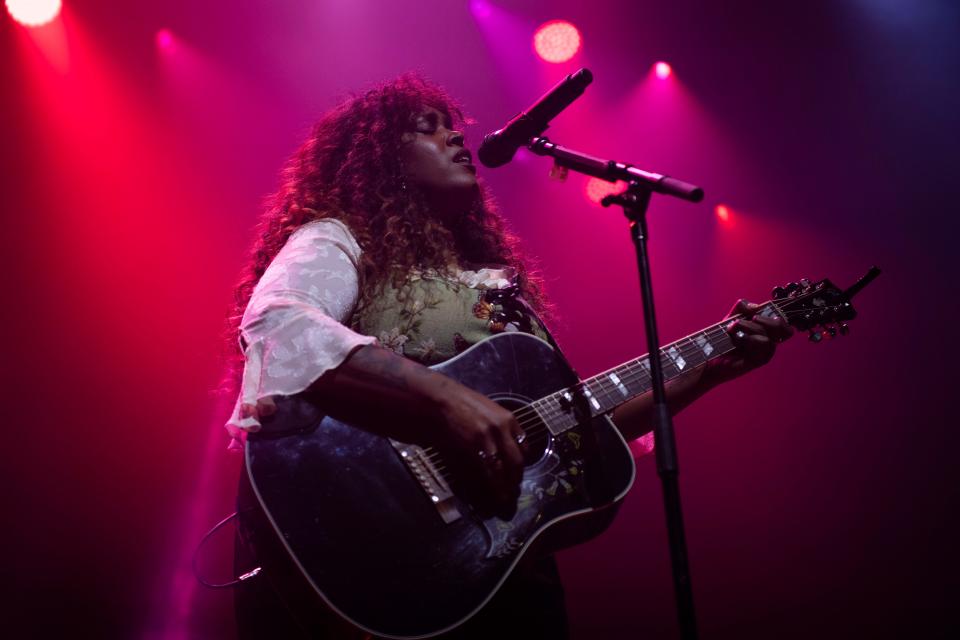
[308,344,526,519]
[430,380,527,520]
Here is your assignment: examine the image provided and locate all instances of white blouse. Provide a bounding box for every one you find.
[226,218,517,447]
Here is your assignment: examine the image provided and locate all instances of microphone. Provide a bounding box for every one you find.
[478,68,593,168]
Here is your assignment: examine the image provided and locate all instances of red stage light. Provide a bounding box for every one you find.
[715,204,731,222]
[533,20,581,63]
[654,61,672,79]
[585,177,626,205]
[5,0,61,27]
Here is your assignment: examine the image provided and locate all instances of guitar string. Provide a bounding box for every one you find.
[427,319,823,475]
[421,312,795,471]
[506,299,814,433]
[419,304,828,472]
[423,316,745,447]
[422,326,738,473]
[505,301,825,434]
[420,310,808,471]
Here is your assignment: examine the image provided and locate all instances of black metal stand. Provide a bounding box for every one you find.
[604,183,697,640]
[526,137,703,639]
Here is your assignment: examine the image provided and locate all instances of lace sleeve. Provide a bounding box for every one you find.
[225,219,376,441]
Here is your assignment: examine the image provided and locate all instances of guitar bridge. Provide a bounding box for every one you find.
[390,440,462,524]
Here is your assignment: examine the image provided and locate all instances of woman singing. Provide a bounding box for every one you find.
[225,74,790,639]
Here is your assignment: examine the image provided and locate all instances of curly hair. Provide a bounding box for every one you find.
[223,74,549,390]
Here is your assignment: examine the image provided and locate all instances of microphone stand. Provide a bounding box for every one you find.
[527,136,703,639]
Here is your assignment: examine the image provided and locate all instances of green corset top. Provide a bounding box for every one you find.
[350,268,551,366]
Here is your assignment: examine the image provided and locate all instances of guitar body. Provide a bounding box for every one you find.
[245,332,637,638]
[241,270,877,637]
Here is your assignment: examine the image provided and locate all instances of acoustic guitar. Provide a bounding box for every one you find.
[244,269,878,638]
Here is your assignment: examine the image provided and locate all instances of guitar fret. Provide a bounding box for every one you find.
[599,375,623,408]
[677,337,707,368]
[585,378,611,412]
[666,345,687,371]
[603,376,625,413]
[694,332,714,357]
[535,314,750,436]
[629,358,651,391]
[607,372,630,397]
[582,384,602,412]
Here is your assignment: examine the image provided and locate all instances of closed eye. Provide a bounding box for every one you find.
[415,112,439,133]
[414,110,453,133]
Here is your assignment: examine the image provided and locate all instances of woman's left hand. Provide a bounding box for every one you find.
[705,299,794,386]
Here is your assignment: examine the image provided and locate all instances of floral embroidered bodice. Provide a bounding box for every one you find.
[226,218,549,443]
[351,266,550,366]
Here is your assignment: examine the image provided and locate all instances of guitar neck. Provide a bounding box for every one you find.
[530,302,783,434]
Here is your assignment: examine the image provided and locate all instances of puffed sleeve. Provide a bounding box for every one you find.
[225,219,377,443]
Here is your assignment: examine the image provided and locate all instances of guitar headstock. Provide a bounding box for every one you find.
[771,267,881,342]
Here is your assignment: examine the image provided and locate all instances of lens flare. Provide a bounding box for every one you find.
[715,204,731,222]
[654,61,672,79]
[533,20,581,63]
[5,0,62,27]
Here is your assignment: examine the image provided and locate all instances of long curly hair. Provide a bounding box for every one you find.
[224,74,549,389]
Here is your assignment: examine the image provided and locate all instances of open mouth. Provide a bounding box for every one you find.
[453,150,473,166]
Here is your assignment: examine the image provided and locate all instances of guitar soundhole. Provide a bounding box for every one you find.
[493,395,550,466]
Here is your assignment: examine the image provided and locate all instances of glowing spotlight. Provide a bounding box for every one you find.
[469,0,492,19]
[156,28,174,50]
[534,20,581,64]
[585,177,627,205]
[654,61,672,79]
[715,204,732,222]
[6,0,62,27]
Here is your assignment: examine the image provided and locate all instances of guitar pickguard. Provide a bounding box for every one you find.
[481,430,589,559]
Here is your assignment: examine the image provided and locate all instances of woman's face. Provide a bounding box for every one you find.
[399,106,478,205]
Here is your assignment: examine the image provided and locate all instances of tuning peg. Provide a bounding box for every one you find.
[772,286,786,300]
[838,301,857,321]
[809,330,823,343]
[800,278,811,289]
[839,323,849,336]
[786,282,800,294]
[827,325,838,338]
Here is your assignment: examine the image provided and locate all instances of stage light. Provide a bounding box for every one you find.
[156,29,173,50]
[715,204,731,222]
[585,177,626,205]
[469,0,492,19]
[654,61,672,79]
[5,0,61,27]
[534,20,581,63]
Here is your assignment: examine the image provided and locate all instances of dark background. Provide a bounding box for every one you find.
[2,1,957,637]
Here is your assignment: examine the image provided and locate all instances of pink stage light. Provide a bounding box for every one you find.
[533,20,581,63]
[156,28,173,50]
[469,0,492,19]
[715,204,731,222]
[585,177,626,205]
[654,61,672,79]
[6,0,61,27]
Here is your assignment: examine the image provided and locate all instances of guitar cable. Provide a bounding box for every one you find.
[192,509,263,589]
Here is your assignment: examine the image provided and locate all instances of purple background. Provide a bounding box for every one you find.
[2,1,957,637]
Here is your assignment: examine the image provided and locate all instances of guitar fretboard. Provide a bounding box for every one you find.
[530,303,782,433]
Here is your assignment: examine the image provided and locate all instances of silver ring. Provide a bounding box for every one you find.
[477,449,500,464]
[515,433,527,445]
[734,330,747,340]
